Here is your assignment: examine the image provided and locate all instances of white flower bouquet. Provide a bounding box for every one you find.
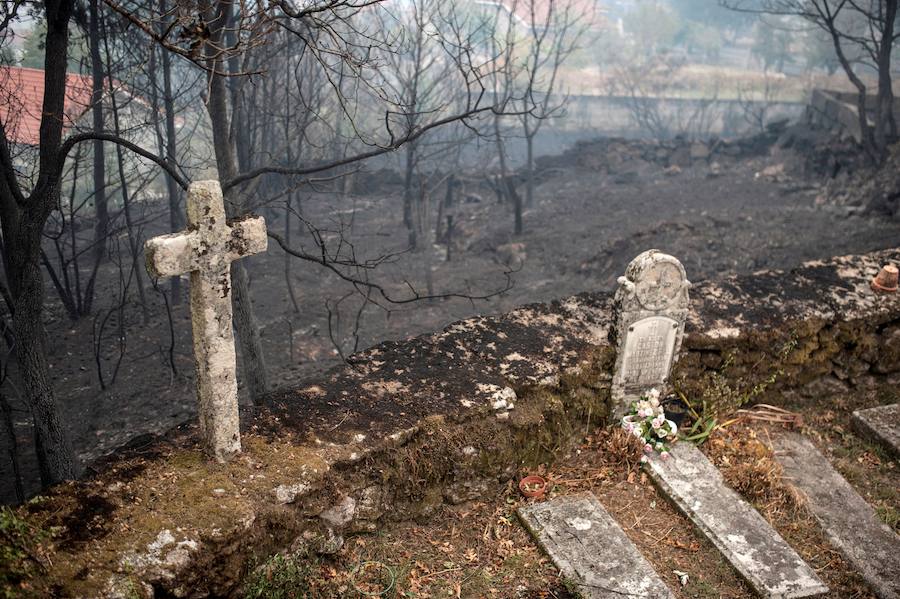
[621,388,678,460]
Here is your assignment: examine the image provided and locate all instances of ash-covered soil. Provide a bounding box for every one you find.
[3,133,900,503]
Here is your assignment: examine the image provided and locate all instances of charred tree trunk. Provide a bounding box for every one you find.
[512,182,523,236]
[874,0,898,156]
[493,115,522,234]
[11,245,76,486]
[0,0,80,486]
[825,12,880,162]
[403,141,417,249]
[416,183,434,298]
[204,9,269,403]
[284,197,299,314]
[525,132,535,210]
[104,23,149,322]
[0,390,24,503]
[87,0,107,310]
[284,113,300,314]
[160,0,183,303]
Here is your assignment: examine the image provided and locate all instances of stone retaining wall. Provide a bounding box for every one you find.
[807,89,866,143]
[13,248,900,598]
[806,88,900,145]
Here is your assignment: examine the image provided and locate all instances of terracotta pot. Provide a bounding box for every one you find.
[872,264,899,293]
[519,475,548,499]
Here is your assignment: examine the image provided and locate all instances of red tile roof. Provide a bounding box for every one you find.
[0,66,94,146]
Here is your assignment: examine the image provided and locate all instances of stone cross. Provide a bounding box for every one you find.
[144,180,267,461]
[610,250,691,420]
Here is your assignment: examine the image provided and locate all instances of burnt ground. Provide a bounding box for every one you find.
[3,134,900,503]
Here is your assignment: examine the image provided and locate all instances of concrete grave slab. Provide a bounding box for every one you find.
[645,443,828,599]
[518,493,674,599]
[773,433,900,599]
[852,403,900,459]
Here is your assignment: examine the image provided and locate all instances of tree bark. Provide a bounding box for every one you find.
[403,141,417,249]
[284,114,299,314]
[88,0,108,270]
[1,0,80,486]
[12,248,76,486]
[493,114,522,234]
[160,0,183,303]
[512,180,523,236]
[0,390,24,503]
[104,22,149,321]
[874,0,897,157]
[82,0,107,316]
[824,11,879,161]
[203,3,269,403]
[525,133,534,209]
[229,261,268,400]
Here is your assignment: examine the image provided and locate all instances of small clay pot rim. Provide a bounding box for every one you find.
[871,279,899,293]
[872,264,899,293]
[519,475,548,498]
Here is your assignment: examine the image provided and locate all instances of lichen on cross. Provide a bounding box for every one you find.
[144,180,267,461]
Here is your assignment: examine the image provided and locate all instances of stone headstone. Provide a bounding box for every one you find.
[610,250,690,419]
[144,180,267,461]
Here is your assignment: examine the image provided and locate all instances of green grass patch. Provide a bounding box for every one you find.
[0,506,51,598]
[243,552,317,599]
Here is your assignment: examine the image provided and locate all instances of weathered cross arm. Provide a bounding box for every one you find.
[226,216,268,263]
[145,231,201,278]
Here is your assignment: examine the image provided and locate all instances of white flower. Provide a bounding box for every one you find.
[660,451,671,461]
[652,416,665,429]
[648,388,660,400]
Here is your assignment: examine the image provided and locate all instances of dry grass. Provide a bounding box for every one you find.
[288,420,892,598]
[297,429,753,598]
[704,424,878,598]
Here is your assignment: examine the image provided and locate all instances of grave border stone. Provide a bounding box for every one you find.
[519,493,675,598]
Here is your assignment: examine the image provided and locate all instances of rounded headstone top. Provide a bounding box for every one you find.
[618,249,690,311]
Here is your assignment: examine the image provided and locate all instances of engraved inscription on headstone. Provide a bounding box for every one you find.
[622,316,678,387]
[611,251,690,419]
